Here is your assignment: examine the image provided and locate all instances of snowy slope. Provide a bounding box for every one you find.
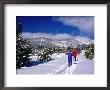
[16,50,94,74]
[73,60,94,74]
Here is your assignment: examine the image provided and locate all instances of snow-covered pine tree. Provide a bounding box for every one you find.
[37,46,52,61]
[16,23,32,69]
[76,47,81,54]
[84,43,94,60]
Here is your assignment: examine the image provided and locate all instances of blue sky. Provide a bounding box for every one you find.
[16,16,94,40]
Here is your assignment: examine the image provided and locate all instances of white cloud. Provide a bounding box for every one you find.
[22,32,73,40]
[74,36,94,43]
[22,32,53,39]
[53,33,73,40]
[22,32,93,41]
[54,16,94,33]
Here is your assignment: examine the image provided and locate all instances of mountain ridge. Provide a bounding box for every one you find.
[25,36,94,48]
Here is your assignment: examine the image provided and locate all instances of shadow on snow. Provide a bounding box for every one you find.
[25,58,55,67]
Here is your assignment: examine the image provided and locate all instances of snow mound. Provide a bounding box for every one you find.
[29,55,38,61]
[52,53,66,58]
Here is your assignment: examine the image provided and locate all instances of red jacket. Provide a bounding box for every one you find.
[72,49,77,57]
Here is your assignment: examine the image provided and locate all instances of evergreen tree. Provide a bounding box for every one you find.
[16,23,32,69]
[84,43,94,60]
[37,46,52,61]
[76,47,81,54]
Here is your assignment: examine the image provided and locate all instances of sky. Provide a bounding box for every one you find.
[16,16,94,40]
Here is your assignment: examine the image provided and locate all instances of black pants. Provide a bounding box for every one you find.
[74,57,76,61]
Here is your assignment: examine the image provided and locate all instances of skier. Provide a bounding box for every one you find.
[66,50,72,66]
[72,48,77,61]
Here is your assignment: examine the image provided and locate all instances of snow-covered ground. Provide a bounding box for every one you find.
[16,50,94,74]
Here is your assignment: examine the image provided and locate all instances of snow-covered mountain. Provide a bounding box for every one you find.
[26,36,94,48]
[74,36,94,45]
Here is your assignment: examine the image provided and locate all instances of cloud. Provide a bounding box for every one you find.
[22,32,53,39]
[54,16,94,33]
[22,32,73,40]
[53,33,73,39]
[22,32,92,41]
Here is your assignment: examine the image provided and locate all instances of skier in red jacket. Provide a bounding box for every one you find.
[72,48,77,61]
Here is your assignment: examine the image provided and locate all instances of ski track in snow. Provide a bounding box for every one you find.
[16,50,94,74]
